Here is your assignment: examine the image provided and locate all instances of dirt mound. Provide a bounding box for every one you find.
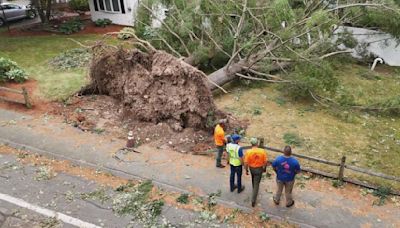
[81,48,223,130]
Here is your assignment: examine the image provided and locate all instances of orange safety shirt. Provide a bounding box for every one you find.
[214,124,225,146]
[244,147,267,168]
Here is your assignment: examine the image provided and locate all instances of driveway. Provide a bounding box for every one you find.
[1,0,40,29]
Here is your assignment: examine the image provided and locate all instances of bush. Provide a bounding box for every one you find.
[117,27,135,40]
[94,18,112,27]
[69,0,89,11]
[49,48,91,70]
[283,132,303,147]
[59,18,85,35]
[0,57,28,83]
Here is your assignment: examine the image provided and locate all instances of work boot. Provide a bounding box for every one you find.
[216,164,226,168]
[251,201,256,207]
[286,200,295,208]
[238,186,245,193]
[230,185,237,192]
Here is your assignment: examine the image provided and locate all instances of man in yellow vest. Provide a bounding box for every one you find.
[226,134,245,193]
[214,119,227,168]
[244,137,268,207]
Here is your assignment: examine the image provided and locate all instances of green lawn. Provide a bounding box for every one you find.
[0,34,101,100]
[215,64,400,189]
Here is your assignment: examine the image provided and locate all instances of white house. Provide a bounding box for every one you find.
[88,0,139,26]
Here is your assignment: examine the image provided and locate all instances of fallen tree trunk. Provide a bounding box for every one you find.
[207,60,291,91]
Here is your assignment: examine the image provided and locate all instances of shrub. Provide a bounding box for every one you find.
[59,18,85,35]
[49,48,91,70]
[117,27,135,40]
[0,57,28,83]
[283,132,303,147]
[94,18,112,27]
[69,0,90,11]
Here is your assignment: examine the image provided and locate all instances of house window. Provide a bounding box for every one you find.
[95,0,124,13]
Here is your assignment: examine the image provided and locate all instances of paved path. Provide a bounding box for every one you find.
[0,108,399,228]
[0,150,227,227]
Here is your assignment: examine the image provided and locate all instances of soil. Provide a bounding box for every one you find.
[0,19,124,37]
[83,48,223,131]
[0,80,55,116]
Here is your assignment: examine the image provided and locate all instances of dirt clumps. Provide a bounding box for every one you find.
[81,48,222,131]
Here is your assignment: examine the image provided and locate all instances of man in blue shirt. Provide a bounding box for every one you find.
[272,146,300,207]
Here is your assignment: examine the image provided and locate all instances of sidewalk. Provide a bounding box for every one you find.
[0,108,399,228]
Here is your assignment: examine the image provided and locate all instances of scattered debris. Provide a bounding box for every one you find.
[372,186,392,206]
[39,217,60,228]
[176,193,189,204]
[81,188,111,204]
[112,180,164,227]
[34,166,56,181]
[259,212,271,222]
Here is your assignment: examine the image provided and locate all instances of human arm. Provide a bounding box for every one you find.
[271,159,278,173]
[226,148,230,165]
[295,160,301,174]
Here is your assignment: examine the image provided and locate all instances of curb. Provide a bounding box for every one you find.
[0,137,316,228]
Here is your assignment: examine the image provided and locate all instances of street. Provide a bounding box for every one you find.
[0,149,228,228]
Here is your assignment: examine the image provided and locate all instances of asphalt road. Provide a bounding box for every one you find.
[0,152,226,228]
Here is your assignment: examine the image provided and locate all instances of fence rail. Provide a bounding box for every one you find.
[241,138,400,195]
[0,87,31,108]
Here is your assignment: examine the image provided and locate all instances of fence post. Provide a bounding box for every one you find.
[258,137,264,148]
[338,156,346,181]
[21,87,32,109]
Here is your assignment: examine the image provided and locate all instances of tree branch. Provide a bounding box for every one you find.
[236,73,290,83]
[319,50,352,60]
[140,2,191,56]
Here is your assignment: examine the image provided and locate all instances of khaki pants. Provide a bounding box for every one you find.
[274,180,295,205]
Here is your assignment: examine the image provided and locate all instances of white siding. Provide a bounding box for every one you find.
[89,0,138,26]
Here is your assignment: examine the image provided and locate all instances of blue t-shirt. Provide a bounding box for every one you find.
[272,156,300,182]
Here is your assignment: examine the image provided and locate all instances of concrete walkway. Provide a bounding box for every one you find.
[0,108,399,228]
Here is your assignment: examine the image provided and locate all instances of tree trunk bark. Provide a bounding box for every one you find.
[45,0,52,22]
[207,60,248,90]
[207,61,291,91]
[32,0,47,23]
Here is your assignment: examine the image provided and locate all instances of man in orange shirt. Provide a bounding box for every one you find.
[244,137,268,207]
[214,119,227,168]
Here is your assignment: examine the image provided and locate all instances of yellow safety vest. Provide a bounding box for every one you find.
[226,143,241,166]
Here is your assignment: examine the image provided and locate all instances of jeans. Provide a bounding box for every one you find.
[250,167,264,204]
[216,146,224,167]
[274,180,295,206]
[230,165,242,191]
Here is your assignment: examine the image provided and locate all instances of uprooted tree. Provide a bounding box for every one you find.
[131,0,400,102]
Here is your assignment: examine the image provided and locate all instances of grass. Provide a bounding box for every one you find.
[215,63,400,189]
[0,34,100,100]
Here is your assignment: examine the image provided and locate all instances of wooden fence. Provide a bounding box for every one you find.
[241,138,400,195]
[0,87,32,108]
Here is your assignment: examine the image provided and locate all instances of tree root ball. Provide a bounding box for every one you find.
[81,48,224,131]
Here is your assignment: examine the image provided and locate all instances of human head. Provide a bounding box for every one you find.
[226,134,232,143]
[217,119,227,129]
[231,134,241,143]
[250,137,258,146]
[283,146,292,156]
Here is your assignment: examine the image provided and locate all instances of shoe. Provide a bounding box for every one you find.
[273,198,280,205]
[216,164,225,168]
[251,201,256,207]
[286,200,295,208]
[238,186,245,193]
[230,185,237,192]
